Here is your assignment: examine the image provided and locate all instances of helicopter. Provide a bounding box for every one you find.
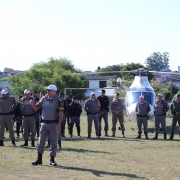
[78,68,180,122]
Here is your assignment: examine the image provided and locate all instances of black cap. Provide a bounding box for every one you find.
[32,90,37,94]
[72,96,77,99]
[116,93,120,96]
[59,93,64,96]
[65,92,69,95]
[177,94,180,97]
[101,89,106,93]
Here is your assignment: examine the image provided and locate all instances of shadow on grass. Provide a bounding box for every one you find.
[46,165,146,179]
[148,125,180,135]
[61,147,111,154]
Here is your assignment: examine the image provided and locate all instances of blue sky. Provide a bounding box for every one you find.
[0,0,180,72]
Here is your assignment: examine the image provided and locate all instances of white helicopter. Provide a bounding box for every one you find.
[81,68,180,122]
[116,68,156,122]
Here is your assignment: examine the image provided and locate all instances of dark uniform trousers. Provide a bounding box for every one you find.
[98,110,108,132]
[170,115,180,138]
[88,114,99,134]
[22,116,35,141]
[137,116,148,134]
[0,114,15,141]
[154,115,167,134]
[37,122,58,157]
[111,113,125,132]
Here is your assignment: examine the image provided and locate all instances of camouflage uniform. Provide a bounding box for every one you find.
[154,99,169,139]
[110,98,125,136]
[169,100,180,140]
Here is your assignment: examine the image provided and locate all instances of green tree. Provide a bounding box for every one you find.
[145,52,169,71]
[8,57,86,99]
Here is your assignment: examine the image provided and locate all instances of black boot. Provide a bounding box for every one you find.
[11,140,16,147]
[50,156,57,166]
[58,140,62,149]
[31,140,35,147]
[105,131,109,137]
[136,133,141,139]
[96,132,100,138]
[153,134,158,140]
[69,123,73,138]
[111,132,115,137]
[98,131,101,137]
[21,140,28,146]
[122,131,125,138]
[87,134,91,138]
[16,128,19,138]
[0,140,4,146]
[169,136,173,140]
[76,123,81,137]
[164,134,167,140]
[32,153,43,165]
[145,134,149,140]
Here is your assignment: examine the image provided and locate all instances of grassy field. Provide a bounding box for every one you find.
[0,114,180,180]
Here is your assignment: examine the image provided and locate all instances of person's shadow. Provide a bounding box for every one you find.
[46,165,146,179]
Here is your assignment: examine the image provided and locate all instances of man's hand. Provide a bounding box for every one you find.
[116,111,120,114]
[56,123,61,133]
[29,100,35,106]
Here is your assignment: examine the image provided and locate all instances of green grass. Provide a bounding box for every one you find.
[0,115,180,180]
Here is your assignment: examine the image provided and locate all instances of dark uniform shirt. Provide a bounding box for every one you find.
[97,95,110,111]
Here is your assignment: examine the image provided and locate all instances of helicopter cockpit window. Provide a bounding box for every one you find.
[127,92,154,106]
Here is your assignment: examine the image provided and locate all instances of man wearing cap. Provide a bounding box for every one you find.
[84,92,100,138]
[169,94,180,140]
[153,93,169,140]
[135,95,150,139]
[30,84,64,166]
[0,89,16,146]
[97,89,110,136]
[21,89,36,147]
[68,96,82,137]
[110,93,125,137]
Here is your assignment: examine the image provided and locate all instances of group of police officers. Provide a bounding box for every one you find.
[0,85,180,166]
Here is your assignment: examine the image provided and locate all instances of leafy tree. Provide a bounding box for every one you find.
[145,52,169,71]
[8,57,86,99]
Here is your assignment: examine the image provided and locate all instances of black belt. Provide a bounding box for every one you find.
[41,120,58,123]
[155,114,165,116]
[87,111,99,114]
[137,114,148,117]
[0,113,12,115]
[23,114,35,117]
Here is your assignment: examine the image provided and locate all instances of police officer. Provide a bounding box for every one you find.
[64,93,72,135]
[21,89,36,147]
[14,95,23,138]
[110,93,125,137]
[0,89,16,146]
[30,85,64,166]
[153,93,169,140]
[135,95,150,139]
[32,90,40,137]
[97,89,110,137]
[169,94,180,140]
[68,96,82,137]
[84,92,100,138]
